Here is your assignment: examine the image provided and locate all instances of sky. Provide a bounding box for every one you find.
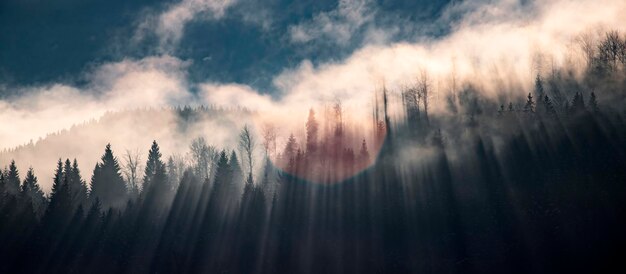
[1,0,625,158]
[0,0,452,93]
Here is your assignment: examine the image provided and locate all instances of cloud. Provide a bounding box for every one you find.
[2,0,626,190]
[138,0,237,51]
[5,0,626,148]
[0,55,191,150]
[187,0,626,148]
[199,83,274,111]
[271,0,626,116]
[288,0,375,45]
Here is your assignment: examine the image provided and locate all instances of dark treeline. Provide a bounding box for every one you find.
[2,31,626,273]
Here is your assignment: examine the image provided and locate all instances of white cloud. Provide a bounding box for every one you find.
[288,0,375,45]
[2,0,626,190]
[140,0,237,51]
[271,0,626,116]
[199,83,274,111]
[0,55,190,150]
[6,0,625,149]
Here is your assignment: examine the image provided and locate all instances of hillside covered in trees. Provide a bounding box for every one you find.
[1,30,626,273]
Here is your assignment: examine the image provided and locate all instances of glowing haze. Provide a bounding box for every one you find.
[1,0,625,190]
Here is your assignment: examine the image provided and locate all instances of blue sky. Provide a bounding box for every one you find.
[0,0,453,93]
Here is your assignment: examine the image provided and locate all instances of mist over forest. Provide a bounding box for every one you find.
[2,0,626,273]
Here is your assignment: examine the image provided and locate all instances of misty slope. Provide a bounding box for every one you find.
[2,100,626,273]
[0,106,253,192]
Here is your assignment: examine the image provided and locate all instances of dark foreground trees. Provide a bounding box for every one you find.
[0,106,625,274]
[90,144,128,209]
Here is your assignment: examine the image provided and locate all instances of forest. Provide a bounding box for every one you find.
[1,30,626,273]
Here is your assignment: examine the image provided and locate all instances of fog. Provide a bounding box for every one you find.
[1,0,625,191]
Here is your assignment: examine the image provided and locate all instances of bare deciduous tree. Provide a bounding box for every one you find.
[402,84,420,125]
[189,137,216,180]
[239,124,256,183]
[418,69,431,125]
[577,32,597,68]
[261,123,277,158]
[598,30,625,71]
[122,148,142,198]
[167,154,187,189]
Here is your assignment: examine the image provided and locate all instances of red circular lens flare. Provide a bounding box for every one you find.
[254,116,386,184]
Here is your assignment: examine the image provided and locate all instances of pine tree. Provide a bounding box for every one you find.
[141,141,170,213]
[50,159,64,202]
[20,167,47,218]
[549,78,564,108]
[208,150,233,215]
[543,95,556,116]
[84,198,102,233]
[213,150,231,188]
[283,134,298,169]
[358,139,370,167]
[166,156,179,190]
[44,165,73,230]
[62,158,87,209]
[0,172,5,199]
[70,159,88,208]
[306,108,319,154]
[230,150,243,194]
[64,158,72,184]
[571,92,586,114]
[239,182,266,237]
[90,144,128,209]
[145,158,169,212]
[534,74,545,99]
[5,160,20,195]
[143,140,163,193]
[589,92,599,113]
[536,80,548,114]
[524,93,535,113]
